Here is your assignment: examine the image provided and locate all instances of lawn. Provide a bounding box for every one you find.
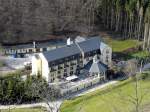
[130,50,150,59]
[0,107,46,112]
[103,37,140,52]
[61,76,150,112]
[0,61,5,67]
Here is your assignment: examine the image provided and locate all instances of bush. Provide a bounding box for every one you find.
[141,72,150,80]
[0,74,60,105]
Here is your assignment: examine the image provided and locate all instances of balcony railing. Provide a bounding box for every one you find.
[50,68,57,72]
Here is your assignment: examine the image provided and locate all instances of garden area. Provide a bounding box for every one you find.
[60,73,150,112]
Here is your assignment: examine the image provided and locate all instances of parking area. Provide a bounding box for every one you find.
[5,56,32,69]
[0,54,32,74]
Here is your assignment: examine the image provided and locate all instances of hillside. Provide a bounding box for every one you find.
[0,0,97,44]
[1,0,150,48]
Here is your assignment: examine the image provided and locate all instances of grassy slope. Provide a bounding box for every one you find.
[130,50,150,59]
[102,37,150,60]
[61,79,150,112]
[1,107,46,112]
[103,37,140,52]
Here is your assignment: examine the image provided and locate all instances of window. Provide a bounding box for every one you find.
[76,70,80,74]
[52,63,55,66]
[36,48,40,52]
[57,76,61,78]
[106,56,109,63]
[106,50,109,54]
[64,73,67,77]
[64,69,67,72]
[70,67,74,70]
[58,71,61,74]
[70,71,73,75]
[58,65,63,69]
[29,49,32,53]
[43,48,47,51]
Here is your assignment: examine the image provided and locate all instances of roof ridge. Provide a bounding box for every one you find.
[75,41,84,53]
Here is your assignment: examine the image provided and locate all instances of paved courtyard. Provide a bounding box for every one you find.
[0,55,32,74]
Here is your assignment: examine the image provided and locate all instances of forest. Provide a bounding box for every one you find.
[0,0,150,50]
[98,0,150,50]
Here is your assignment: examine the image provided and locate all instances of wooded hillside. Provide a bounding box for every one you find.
[0,0,150,50]
[98,0,150,50]
[0,0,96,44]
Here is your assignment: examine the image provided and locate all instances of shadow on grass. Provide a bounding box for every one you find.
[113,52,134,61]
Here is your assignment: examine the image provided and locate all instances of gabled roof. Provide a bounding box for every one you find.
[78,36,101,53]
[100,42,109,51]
[43,44,81,62]
[75,36,86,43]
[43,36,103,62]
[84,60,108,74]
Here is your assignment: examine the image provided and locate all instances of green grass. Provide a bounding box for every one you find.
[0,107,46,112]
[61,78,150,112]
[0,61,5,67]
[103,37,140,52]
[130,50,150,59]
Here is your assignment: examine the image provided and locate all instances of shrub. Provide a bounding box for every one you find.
[0,74,60,104]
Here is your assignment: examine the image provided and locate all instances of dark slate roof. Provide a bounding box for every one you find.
[84,60,108,73]
[78,36,101,53]
[43,36,102,62]
[4,41,66,49]
[43,44,81,62]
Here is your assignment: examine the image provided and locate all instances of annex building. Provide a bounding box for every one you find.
[32,36,112,83]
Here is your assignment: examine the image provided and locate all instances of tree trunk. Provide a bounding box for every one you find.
[115,12,120,32]
[143,23,149,50]
[111,8,114,30]
[124,13,129,39]
[147,24,150,48]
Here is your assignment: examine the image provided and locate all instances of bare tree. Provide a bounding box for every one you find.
[30,78,61,112]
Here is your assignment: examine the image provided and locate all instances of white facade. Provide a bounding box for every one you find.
[31,53,49,82]
[39,53,49,82]
[100,43,112,67]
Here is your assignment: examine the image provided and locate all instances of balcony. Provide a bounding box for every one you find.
[70,62,76,66]
[50,68,57,72]
[64,64,69,68]
[58,66,63,70]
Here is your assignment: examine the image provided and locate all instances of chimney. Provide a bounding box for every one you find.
[33,41,36,48]
[67,37,71,46]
